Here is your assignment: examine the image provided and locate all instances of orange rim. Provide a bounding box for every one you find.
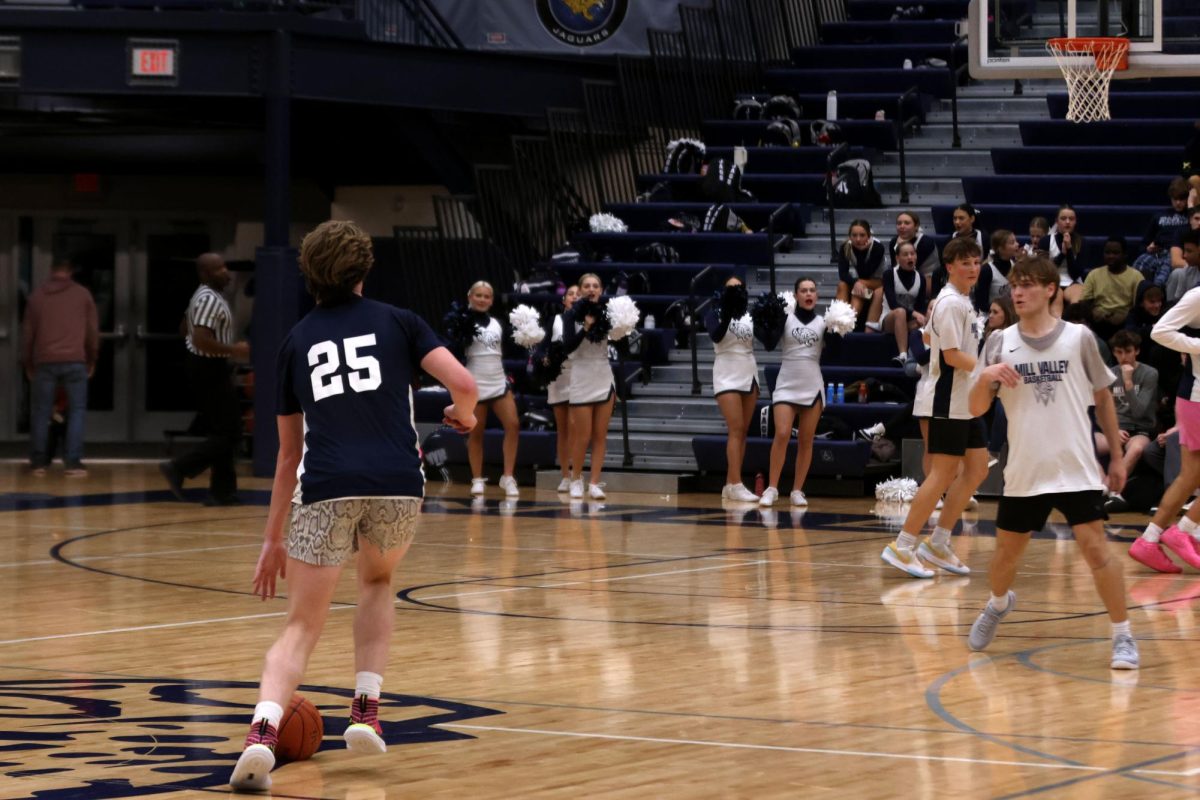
[1047,37,1130,70]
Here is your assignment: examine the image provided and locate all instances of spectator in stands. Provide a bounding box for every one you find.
[888,210,940,283]
[973,230,1019,311]
[22,257,99,477]
[951,203,988,257]
[1166,229,1200,304]
[980,295,1016,466]
[1123,284,1173,396]
[983,295,1017,349]
[876,240,928,366]
[1024,216,1050,256]
[706,276,759,503]
[1048,205,1086,308]
[1095,331,1159,500]
[1182,120,1200,205]
[547,285,580,493]
[1063,300,1115,366]
[1134,177,1191,286]
[1082,238,1143,339]
[760,278,829,509]
[458,281,521,499]
[836,219,886,331]
[563,273,617,500]
[1167,206,1200,277]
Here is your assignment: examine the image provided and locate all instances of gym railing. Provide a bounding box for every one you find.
[825,141,850,263]
[618,357,646,468]
[895,84,922,205]
[766,202,789,294]
[687,265,716,396]
[949,36,968,146]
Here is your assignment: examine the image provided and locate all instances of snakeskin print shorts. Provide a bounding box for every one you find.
[287,497,421,567]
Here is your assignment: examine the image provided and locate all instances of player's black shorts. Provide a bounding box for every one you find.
[927,417,987,456]
[996,491,1107,534]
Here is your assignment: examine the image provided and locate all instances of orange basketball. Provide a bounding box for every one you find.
[275,694,323,763]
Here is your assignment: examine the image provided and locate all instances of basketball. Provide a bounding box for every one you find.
[275,695,323,763]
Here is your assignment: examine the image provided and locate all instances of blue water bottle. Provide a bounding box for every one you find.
[836,383,845,404]
[825,383,834,405]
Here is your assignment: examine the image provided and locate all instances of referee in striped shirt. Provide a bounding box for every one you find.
[159,253,250,505]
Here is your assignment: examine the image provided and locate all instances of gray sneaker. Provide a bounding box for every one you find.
[1111,633,1139,670]
[968,591,1015,652]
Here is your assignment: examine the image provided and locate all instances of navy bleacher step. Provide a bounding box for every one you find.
[766,67,956,100]
[753,93,928,124]
[605,202,807,236]
[931,204,1154,240]
[692,436,873,479]
[706,146,876,174]
[1020,119,1198,147]
[1049,92,1200,120]
[819,20,960,44]
[634,174,826,205]
[790,43,967,70]
[543,262,748,296]
[962,175,1173,207]
[703,119,898,151]
[991,146,1182,176]
[573,231,783,266]
[846,0,969,20]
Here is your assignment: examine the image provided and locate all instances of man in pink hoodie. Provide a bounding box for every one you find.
[21,259,99,476]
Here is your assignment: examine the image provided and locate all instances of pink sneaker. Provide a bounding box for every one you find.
[1161,527,1200,569]
[1130,536,1182,573]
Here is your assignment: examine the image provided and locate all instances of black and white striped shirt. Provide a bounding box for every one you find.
[185,284,234,357]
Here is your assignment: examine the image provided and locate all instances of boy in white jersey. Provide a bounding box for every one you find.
[967,254,1138,670]
[882,237,989,578]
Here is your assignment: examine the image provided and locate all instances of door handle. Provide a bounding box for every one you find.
[99,323,129,342]
[135,324,184,343]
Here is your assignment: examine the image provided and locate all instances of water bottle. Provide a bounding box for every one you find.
[644,314,656,330]
[825,383,835,405]
[836,383,845,404]
[826,90,838,121]
[903,58,913,70]
[754,472,765,496]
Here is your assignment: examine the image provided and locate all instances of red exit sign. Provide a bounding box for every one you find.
[132,48,174,77]
[127,39,178,84]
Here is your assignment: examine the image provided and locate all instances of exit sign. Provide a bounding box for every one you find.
[127,39,178,85]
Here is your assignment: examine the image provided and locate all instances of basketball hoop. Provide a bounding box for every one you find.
[1046,37,1130,123]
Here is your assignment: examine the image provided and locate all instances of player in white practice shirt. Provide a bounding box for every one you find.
[966,254,1138,670]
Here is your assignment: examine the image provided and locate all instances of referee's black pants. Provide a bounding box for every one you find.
[171,353,241,500]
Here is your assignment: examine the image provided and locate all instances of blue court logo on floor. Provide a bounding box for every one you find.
[537,0,629,46]
[0,678,500,799]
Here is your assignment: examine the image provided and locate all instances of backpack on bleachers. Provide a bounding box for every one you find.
[607,270,651,296]
[763,94,801,122]
[810,119,845,146]
[733,97,764,120]
[664,138,706,174]
[702,204,749,233]
[633,242,680,263]
[826,158,883,209]
[761,118,803,148]
[701,159,756,203]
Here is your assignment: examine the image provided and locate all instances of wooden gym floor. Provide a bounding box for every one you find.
[1,462,1198,799]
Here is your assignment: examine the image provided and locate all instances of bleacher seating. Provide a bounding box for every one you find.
[706,146,876,173]
[845,0,968,19]
[819,20,959,44]
[703,119,898,150]
[788,43,967,70]
[991,146,1182,176]
[634,174,826,205]
[932,205,1153,241]
[1019,119,1196,147]
[1048,92,1200,120]
[605,203,807,236]
[962,176,1172,207]
[547,263,748,296]
[766,66,956,98]
[573,232,783,265]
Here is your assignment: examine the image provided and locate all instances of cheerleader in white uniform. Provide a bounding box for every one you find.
[460,281,521,498]
[563,273,617,500]
[706,276,759,502]
[761,277,829,508]
[547,284,580,492]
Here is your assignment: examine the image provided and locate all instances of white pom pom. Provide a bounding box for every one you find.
[824,299,857,336]
[606,295,640,340]
[665,137,706,159]
[508,304,545,349]
[589,213,628,234]
[874,477,919,503]
[779,290,796,317]
[973,311,988,341]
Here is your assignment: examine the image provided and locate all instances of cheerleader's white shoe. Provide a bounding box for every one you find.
[588,482,607,500]
[758,487,779,506]
[725,484,759,502]
[470,477,486,496]
[557,477,571,493]
[569,479,584,499]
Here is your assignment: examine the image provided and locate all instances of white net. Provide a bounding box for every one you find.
[1046,39,1129,123]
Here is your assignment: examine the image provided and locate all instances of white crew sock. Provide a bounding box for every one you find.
[1142,523,1163,543]
[988,593,1011,612]
[896,532,918,551]
[931,526,952,547]
[355,671,383,700]
[1179,517,1199,538]
[1111,620,1131,639]
[252,700,283,729]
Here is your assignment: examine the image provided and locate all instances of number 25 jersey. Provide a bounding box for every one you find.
[277,295,443,504]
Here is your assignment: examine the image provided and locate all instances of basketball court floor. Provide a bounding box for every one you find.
[1,462,1198,798]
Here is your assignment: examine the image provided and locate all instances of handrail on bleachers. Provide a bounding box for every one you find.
[825,141,850,263]
[688,265,716,396]
[896,84,922,205]
[948,35,968,148]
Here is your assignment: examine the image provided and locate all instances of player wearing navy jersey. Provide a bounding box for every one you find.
[231,221,477,792]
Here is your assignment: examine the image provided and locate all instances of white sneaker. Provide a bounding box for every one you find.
[966,496,979,510]
[557,477,571,492]
[588,482,607,499]
[230,743,275,792]
[470,477,486,495]
[727,484,759,502]
[499,475,520,497]
[344,722,387,754]
[569,479,584,499]
[758,487,779,506]
[917,537,971,575]
[880,543,936,578]
[935,497,944,510]
[789,490,808,507]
